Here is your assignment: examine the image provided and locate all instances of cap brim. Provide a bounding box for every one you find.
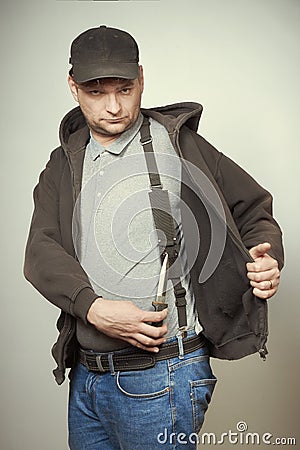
[73,62,139,83]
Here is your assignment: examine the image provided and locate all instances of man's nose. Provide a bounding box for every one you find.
[106,94,121,115]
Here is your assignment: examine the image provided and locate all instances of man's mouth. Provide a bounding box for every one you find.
[104,118,125,123]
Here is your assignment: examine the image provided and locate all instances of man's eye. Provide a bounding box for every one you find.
[121,88,131,94]
[90,90,100,95]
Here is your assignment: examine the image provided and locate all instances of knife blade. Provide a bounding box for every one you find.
[151,253,168,327]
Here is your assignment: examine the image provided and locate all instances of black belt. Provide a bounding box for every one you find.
[79,333,206,373]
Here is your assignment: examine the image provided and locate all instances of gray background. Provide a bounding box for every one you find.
[1,0,299,449]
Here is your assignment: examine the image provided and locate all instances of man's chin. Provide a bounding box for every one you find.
[90,121,130,137]
[90,126,123,138]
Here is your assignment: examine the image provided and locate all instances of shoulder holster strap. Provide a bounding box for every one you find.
[139,116,187,333]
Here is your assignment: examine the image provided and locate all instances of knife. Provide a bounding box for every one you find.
[151,253,169,327]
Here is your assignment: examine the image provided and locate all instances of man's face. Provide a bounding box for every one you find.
[68,66,144,143]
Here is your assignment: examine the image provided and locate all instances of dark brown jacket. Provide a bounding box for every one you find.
[24,102,284,384]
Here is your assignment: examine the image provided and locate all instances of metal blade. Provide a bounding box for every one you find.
[156,253,169,300]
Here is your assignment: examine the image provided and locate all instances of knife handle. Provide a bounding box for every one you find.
[151,301,168,327]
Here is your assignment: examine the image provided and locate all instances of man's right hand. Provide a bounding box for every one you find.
[86,298,168,352]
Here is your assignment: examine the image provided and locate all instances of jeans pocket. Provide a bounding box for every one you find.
[190,377,217,433]
[116,365,170,399]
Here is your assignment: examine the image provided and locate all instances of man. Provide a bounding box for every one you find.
[24,26,284,450]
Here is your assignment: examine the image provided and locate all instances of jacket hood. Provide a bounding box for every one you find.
[59,102,203,155]
[142,102,203,135]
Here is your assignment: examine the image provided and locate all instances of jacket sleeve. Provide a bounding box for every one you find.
[23,147,99,323]
[215,152,284,269]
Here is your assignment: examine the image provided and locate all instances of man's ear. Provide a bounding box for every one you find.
[68,75,79,102]
[138,65,144,93]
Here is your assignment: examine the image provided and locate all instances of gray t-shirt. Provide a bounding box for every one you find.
[74,114,200,351]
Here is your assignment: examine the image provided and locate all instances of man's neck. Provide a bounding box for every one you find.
[90,131,121,147]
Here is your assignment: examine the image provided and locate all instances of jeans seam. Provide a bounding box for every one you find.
[190,377,217,434]
[168,361,177,449]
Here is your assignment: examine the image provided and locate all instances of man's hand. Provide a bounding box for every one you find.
[87,298,168,352]
[247,242,280,299]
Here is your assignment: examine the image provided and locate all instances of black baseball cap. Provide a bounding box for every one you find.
[69,25,140,83]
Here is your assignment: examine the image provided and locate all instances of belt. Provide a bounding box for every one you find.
[79,333,206,373]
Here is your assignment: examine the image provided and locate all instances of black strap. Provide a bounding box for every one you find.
[140,116,187,333]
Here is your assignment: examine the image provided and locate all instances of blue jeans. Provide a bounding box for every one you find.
[68,334,217,450]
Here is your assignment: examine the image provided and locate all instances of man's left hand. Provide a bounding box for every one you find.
[246,242,280,299]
